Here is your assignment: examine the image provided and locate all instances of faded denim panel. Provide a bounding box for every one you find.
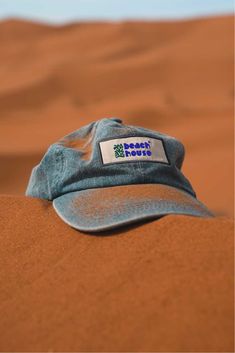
[53,184,213,232]
[26,117,196,201]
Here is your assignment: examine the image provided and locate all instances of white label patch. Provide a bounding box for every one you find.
[99,137,169,165]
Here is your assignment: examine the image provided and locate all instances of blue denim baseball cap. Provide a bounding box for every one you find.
[26,118,213,232]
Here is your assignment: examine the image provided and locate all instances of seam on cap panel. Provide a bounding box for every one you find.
[52,145,64,199]
[60,146,68,198]
[84,120,98,157]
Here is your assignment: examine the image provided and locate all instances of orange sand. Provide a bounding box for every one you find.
[0,196,233,352]
[0,15,234,352]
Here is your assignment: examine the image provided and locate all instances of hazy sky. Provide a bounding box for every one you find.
[0,0,233,23]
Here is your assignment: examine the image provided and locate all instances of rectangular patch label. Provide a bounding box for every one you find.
[99,137,169,165]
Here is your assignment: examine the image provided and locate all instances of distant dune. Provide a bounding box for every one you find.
[0,15,233,216]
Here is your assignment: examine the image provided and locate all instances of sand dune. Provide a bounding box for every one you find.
[0,196,233,352]
[0,15,233,216]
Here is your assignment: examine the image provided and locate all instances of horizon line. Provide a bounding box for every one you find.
[0,12,233,26]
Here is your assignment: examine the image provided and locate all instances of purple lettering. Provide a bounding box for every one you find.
[125,151,131,157]
[145,142,150,149]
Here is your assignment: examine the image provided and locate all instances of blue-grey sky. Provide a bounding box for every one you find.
[0,0,233,23]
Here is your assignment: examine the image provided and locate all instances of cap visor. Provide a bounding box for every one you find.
[52,184,213,233]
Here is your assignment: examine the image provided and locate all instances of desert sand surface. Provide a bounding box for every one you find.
[0,15,234,352]
[0,196,234,352]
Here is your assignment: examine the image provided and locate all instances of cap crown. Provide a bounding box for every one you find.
[26,118,196,200]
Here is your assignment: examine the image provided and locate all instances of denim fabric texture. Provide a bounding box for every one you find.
[26,118,213,232]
